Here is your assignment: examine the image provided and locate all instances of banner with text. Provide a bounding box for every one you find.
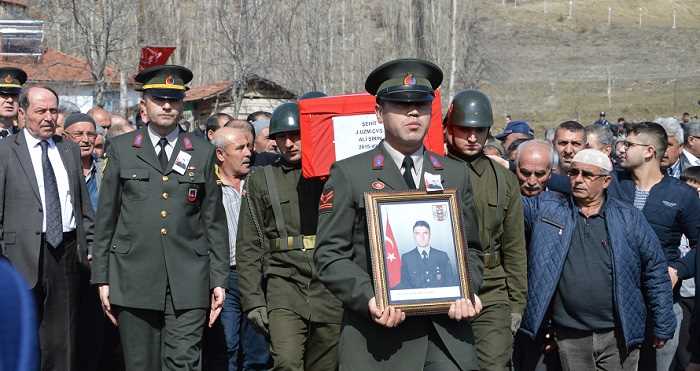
[299,90,444,178]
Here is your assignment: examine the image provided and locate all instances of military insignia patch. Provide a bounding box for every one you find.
[3,74,12,84]
[371,180,385,190]
[429,155,444,170]
[182,135,193,151]
[319,188,334,212]
[403,73,416,86]
[165,75,175,85]
[187,188,199,204]
[432,204,446,221]
[132,132,144,148]
[372,154,384,170]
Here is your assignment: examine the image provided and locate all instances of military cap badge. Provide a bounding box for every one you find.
[403,73,416,86]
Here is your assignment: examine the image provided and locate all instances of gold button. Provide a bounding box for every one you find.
[162,192,169,200]
[188,171,194,177]
[160,210,168,218]
[132,174,137,178]
[162,176,169,182]
[160,228,167,236]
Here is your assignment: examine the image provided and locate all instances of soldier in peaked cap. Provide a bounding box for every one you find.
[0,67,27,137]
[91,64,229,371]
[314,58,485,370]
[236,101,343,371]
[444,90,527,371]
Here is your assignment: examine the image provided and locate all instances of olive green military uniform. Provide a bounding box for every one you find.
[448,153,527,371]
[444,89,527,371]
[236,158,343,371]
[91,65,229,371]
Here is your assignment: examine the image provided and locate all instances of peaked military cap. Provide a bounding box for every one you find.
[0,67,27,95]
[365,58,442,102]
[135,64,193,100]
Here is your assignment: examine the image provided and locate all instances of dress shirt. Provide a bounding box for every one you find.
[683,149,700,167]
[147,125,179,160]
[222,180,244,267]
[417,246,431,259]
[383,141,423,188]
[23,129,75,232]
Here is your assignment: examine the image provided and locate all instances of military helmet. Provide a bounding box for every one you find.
[444,90,493,128]
[268,102,300,138]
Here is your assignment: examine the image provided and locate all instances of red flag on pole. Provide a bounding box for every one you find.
[384,218,401,289]
[138,46,176,71]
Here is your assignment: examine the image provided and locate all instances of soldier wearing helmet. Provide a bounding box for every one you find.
[236,101,342,371]
[444,90,527,371]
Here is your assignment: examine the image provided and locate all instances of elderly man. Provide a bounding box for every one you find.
[515,139,558,197]
[63,113,101,210]
[251,119,278,153]
[88,106,112,131]
[519,149,676,371]
[0,86,95,371]
[680,121,700,171]
[212,126,271,371]
[553,121,586,174]
[656,117,685,178]
[585,124,615,157]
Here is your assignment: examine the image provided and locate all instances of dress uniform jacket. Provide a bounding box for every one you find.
[449,154,527,313]
[314,143,484,370]
[91,127,229,311]
[236,159,343,323]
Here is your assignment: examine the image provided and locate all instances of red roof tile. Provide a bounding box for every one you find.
[185,80,234,102]
[0,48,121,85]
[1,0,28,7]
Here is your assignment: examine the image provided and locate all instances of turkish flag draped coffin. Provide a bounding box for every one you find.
[299,90,445,178]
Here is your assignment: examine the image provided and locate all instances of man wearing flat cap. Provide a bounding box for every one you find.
[314,58,485,370]
[0,67,27,138]
[91,65,229,371]
[518,149,676,371]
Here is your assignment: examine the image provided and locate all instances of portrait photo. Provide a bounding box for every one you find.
[364,190,471,316]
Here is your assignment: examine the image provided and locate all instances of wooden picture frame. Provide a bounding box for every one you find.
[364,189,471,316]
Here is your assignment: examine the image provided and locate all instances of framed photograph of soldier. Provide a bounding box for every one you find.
[364,189,472,316]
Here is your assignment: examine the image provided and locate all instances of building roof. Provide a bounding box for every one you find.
[185,74,296,102]
[0,48,121,85]
[0,0,28,7]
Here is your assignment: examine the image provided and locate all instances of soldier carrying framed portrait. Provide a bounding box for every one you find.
[364,189,472,316]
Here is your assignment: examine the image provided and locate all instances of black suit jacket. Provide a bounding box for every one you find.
[399,247,457,289]
[0,130,94,287]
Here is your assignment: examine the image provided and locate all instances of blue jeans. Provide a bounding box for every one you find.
[221,268,271,371]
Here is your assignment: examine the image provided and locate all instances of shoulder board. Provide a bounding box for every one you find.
[181,133,194,151]
[132,132,144,148]
[372,153,384,170]
[428,154,444,170]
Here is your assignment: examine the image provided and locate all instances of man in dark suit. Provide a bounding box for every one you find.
[399,220,457,289]
[91,65,229,371]
[314,58,484,370]
[0,86,95,371]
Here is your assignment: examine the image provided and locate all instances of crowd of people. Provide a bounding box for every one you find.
[0,57,699,371]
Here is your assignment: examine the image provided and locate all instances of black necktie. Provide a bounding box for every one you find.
[421,250,428,260]
[40,140,63,248]
[0,130,8,138]
[402,156,416,189]
[157,137,169,170]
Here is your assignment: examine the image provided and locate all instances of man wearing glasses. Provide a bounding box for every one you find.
[63,112,102,211]
[609,122,700,371]
[520,148,676,371]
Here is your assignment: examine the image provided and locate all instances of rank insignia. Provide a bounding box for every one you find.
[165,75,175,85]
[432,204,446,221]
[182,134,193,151]
[319,188,334,212]
[372,154,384,170]
[371,180,385,190]
[132,132,144,148]
[403,73,416,86]
[187,188,198,204]
[3,74,12,84]
[429,155,444,170]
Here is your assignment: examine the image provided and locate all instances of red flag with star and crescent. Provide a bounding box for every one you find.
[384,218,401,288]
